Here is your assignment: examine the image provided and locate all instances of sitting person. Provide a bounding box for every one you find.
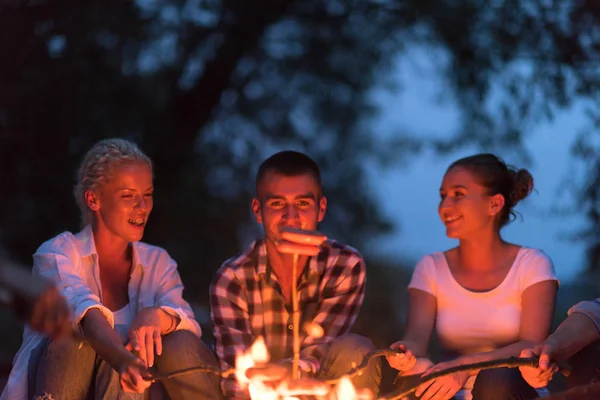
[386,153,558,400]
[210,150,381,399]
[519,298,600,389]
[1,138,222,400]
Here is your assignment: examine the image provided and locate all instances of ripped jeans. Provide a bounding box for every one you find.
[28,330,223,400]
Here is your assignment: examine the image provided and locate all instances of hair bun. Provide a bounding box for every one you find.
[509,168,534,204]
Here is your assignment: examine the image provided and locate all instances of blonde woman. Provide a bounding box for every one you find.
[2,138,222,400]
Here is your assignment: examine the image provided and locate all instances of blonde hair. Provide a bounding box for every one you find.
[74,138,152,225]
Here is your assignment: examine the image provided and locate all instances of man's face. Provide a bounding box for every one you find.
[252,171,327,246]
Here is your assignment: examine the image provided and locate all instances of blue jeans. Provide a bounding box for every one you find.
[317,334,382,396]
[29,330,223,400]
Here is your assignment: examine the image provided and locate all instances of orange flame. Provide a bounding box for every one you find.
[334,376,374,400]
[235,337,374,400]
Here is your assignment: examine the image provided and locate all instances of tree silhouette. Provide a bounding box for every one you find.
[1,0,600,307]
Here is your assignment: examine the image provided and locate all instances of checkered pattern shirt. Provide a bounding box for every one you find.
[210,239,366,399]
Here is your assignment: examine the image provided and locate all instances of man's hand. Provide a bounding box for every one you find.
[277,227,327,256]
[127,307,166,368]
[519,343,560,388]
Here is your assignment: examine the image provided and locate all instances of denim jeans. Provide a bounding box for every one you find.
[471,367,539,400]
[317,333,382,397]
[29,330,223,400]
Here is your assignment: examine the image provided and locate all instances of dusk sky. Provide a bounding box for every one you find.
[364,47,588,284]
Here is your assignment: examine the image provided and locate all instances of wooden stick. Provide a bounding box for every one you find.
[291,252,300,379]
[379,357,571,400]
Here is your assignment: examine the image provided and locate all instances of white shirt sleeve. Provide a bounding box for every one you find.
[408,254,438,297]
[33,234,114,331]
[518,249,559,292]
[153,251,202,337]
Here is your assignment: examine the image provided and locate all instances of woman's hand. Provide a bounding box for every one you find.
[127,307,167,368]
[415,361,471,400]
[116,352,152,393]
[387,341,417,371]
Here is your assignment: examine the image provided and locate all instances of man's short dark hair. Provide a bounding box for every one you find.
[255,150,322,196]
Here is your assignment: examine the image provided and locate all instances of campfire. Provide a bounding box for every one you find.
[234,335,374,399]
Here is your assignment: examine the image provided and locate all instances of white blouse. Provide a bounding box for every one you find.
[1,225,201,400]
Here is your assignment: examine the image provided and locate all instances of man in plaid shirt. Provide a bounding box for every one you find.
[210,151,381,399]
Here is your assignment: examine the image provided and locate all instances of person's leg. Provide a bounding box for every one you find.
[318,334,382,397]
[154,330,223,400]
[30,337,96,400]
[471,367,539,400]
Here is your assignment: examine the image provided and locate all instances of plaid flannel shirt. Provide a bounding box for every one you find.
[210,239,366,399]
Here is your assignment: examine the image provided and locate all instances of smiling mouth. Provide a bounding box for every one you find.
[128,218,146,227]
[445,216,462,224]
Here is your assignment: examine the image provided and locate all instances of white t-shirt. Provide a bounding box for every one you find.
[408,247,558,399]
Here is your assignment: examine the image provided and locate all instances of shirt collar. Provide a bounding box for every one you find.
[74,225,145,269]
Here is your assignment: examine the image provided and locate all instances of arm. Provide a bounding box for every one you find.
[0,256,70,337]
[152,252,201,337]
[34,241,149,392]
[210,268,255,400]
[82,309,151,393]
[82,308,141,370]
[459,280,558,367]
[389,255,438,364]
[127,251,200,369]
[32,247,115,334]
[298,257,366,373]
[555,299,600,360]
[519,310,600,388]
[543,312,600,361]
[519,300,600,388]
[402,289,437,357]
[386,288,436,372]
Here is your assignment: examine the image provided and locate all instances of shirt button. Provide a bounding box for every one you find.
[288,324,293,330]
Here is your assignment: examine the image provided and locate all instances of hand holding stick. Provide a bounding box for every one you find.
[278,227,327,379]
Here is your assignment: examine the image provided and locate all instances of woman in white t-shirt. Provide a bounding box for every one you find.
[386,153,559,400]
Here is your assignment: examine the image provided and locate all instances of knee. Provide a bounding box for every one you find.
[326,334,379,371]
[40,337,93,365]
[158,330,218,368]
[472,368,532,398]
[328,334,376,358]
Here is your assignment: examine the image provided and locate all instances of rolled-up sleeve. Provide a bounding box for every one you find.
[568,298,600,333]
[153,253,201,337]
[33,239,113,331]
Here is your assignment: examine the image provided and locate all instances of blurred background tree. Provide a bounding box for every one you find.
[2,0,600,386]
